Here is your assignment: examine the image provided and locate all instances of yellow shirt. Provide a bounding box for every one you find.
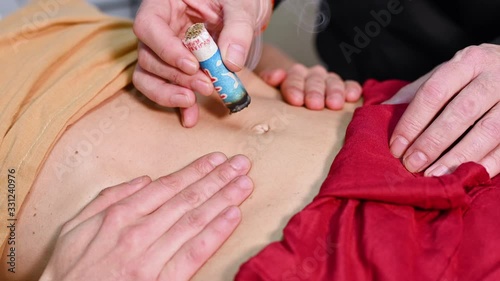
[0,0,137,253]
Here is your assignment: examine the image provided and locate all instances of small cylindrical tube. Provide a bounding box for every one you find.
[183,23,251,113]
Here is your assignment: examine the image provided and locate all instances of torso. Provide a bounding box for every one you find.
[1,71,359,280]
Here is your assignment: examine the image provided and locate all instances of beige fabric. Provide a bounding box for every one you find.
[0,0,137,252]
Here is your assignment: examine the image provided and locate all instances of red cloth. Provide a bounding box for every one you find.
[236,80,500,281]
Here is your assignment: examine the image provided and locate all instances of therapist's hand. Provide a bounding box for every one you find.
[385,44,500,178]
[39,152,253,281]
[132,0,272,127]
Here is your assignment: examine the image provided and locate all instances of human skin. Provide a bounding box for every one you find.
[255,43,363,111]
[386,44,500,178]
[39,152,254,281]
[133,0,273,127]
[0,70,359,281]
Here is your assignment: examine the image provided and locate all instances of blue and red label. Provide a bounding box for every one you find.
[199,50,248,105]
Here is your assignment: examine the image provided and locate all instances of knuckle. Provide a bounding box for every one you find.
[103,204,130,228]
[220,187,236,202]
[158,175,182,192]
[451,151,473,166]
[479,116,500,139]
[418,81,447,107]
[306,75,326,86]
[216,167,235,183]
[118,226,144,249]
[310,65,327,75]
[185,209,207,229]
[458,45,486,62]
[185,243,206,265]
[288,63,307,74]
[489,151,500,168]
[398,115,426,136]
[192,158,215,177]
[180,188,202,206]
[283,75,305,90]
[169,72,180,85]
[123,265,154,281]
[419,134,445,155]
[448,97,481,121]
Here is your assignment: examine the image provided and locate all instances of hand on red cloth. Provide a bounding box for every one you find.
[385,44,500,178]
[236,79,500,281]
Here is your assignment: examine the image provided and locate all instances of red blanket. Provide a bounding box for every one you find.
[236,80,500,281]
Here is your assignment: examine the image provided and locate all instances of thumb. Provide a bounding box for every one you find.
[218,1,261,72]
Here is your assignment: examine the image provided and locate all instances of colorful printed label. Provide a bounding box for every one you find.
[199,50,247,104]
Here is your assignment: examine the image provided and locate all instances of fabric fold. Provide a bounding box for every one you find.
[236,80,500,281]
[0,0,137,252]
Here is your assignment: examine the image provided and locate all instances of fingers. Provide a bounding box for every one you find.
[60,176,152,235]
[390,45,500,176]
[304,66,328,110]
[159,206,242,281]
[180,103,200,128]
[400,77,492,173]
[280,64,360,110]
[281,64,308,106]
[424,103,500,177]
[259,68,287,87]
[383,68,434,105]
[133,0,199,75]
[117,152,229,218]
[137,43,214,96]
[389,50,478,159]
[134,155,251,245]
[218,0,259,71]
[97,154,251,280]
[479,145,500,178]
[144,175,253,273]
[325,74,345,110]
[133,65,197,108]
[344,80,363,102]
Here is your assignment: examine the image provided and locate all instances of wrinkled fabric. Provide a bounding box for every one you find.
[236,80,500,281]
[0,0,137,253]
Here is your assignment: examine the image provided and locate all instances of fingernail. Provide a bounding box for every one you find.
[390,136,409,158]
[235,176,253,190]
[226,44,245,69]
[170,94,191,107]
[178,58,198,74]
[425,164,450,177]
[129,176,144,184]
[229,155,249,170]
[208,153,227,166]
[347,89,360,101]
[327,93,344,107]
[223,206,240,220]
[404,151,428,173]
[192,79,213,96]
